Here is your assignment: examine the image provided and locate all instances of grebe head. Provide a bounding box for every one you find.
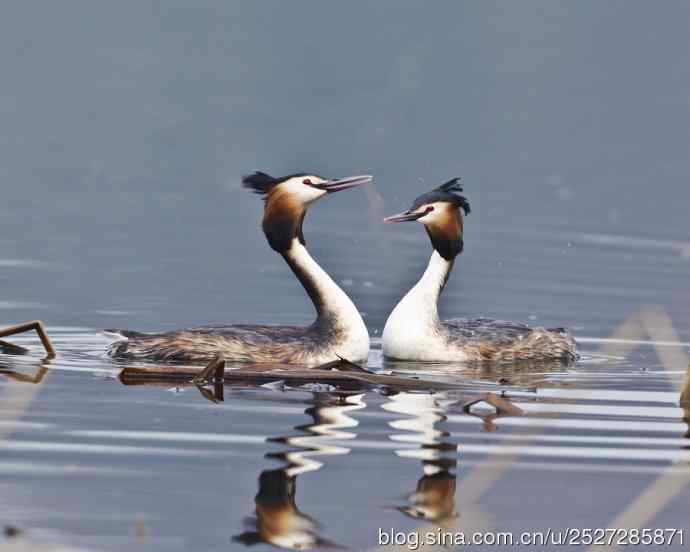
[243,171,372,252]
[384,178,470,260]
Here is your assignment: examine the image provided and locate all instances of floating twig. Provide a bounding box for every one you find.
[330,354,373,373]
[0,363,50,384]
[194,384,220,403]
[192,354,226,384]
[462,392,524,416]
[119,362,471,393]
[0,339,30,354]
[0,320,55,358]
[190,354,226,403]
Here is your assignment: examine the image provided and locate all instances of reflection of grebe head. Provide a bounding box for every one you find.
[243,171,372,252]
[232,469,343,550]
[398,468,458,522]
[384,178,470,260]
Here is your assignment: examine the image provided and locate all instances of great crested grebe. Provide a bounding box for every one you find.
[382,178,577,363]
[107,171,372,365]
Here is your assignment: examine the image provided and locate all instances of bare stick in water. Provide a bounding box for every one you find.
[0,339,30,354]
[462,392,524,416]
[192,354,226,384]
[0,320,55,358]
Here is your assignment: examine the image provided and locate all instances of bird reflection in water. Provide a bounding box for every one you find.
[233,392,364,550]
[383,392,458,523]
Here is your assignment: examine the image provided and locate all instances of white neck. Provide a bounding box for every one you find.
[395,251,452,325]
[283,240,369,352]
[382,251,454,360]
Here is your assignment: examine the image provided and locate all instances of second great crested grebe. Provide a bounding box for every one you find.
[107,171,372,365]
[382,178,577,363]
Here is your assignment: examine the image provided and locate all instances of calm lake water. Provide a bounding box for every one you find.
[2,2,690,551]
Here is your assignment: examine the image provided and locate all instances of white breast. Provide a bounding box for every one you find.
[382,251,467,362]
[288,242,370,362]
[382,288,444,361]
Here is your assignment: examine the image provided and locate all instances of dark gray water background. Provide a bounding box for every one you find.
[1,2,690,550]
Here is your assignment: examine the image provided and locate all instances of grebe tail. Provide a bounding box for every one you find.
[381,178,577,363]
[107,172,372,366]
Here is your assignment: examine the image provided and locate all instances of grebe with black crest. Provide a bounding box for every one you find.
[107,171,372,365]
[382,178,577,363]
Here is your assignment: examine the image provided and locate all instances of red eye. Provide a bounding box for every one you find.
[425,205,435,213]
[303,179,312,185]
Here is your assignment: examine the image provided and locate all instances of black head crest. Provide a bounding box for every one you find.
[242,171,314,201]
[242,171,280,197]
[437,177,463,193]
[410,177,471,215]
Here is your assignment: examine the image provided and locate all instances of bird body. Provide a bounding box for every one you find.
[107,172,371,366]
[382,178,577,363]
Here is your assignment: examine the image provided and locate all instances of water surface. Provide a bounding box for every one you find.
[1,329,689,550]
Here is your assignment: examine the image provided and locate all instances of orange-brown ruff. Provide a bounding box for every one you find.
[107,172,372,365]
[382,178,577,363]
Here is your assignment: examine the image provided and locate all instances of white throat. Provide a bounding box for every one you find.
[382,251,454,360]
[284,239,369,360]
